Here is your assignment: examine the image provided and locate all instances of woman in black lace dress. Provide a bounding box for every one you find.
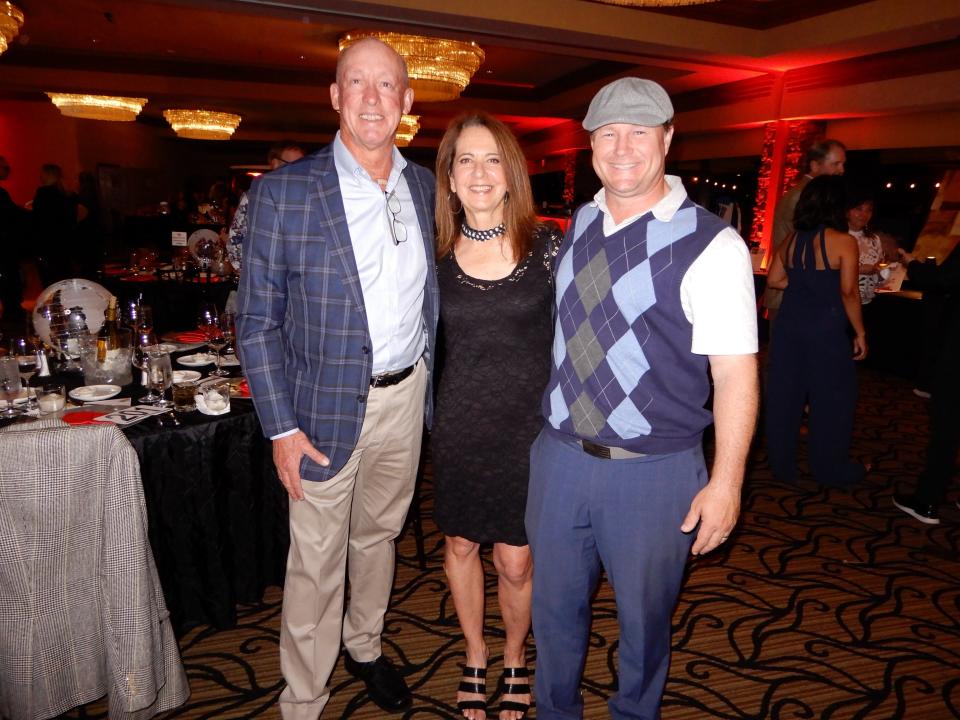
[433,112,561,720]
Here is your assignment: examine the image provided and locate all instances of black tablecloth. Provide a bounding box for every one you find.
[124,403,288,634]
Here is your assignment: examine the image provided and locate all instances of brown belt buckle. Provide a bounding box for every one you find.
[581,440,611,459]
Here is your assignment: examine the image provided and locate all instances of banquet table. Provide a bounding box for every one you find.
[5,345,288,635]
[124,397,287,634]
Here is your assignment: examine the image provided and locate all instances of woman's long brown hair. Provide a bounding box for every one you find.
[434,112,537,261]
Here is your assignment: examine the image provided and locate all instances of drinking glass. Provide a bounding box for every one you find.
[201,380,231,414]
[9,337,40,411]
[172,379,198,412]
[209,312,235,377]
[53,331,82,372]
[133,331,161,404]
[0,357,23,418]
[144,350,173,408]
[37,383,66,415]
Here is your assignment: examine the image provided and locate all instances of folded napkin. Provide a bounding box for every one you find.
[62,410,108,426]
[173,330,209,343]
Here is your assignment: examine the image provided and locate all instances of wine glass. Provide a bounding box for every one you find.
[0,356,23,418]
[209,312,234,377]
[133,330,161,404]
[144,350,173,408]
[9,337,40,411]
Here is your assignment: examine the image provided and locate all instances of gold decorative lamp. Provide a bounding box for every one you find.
[339,31,484,102]
[46,93,148,121]
[163,109,241,140]
[395,114,420,147]
[0,2,25,56]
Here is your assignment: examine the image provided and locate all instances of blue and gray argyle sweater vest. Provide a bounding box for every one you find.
[543,198,722,454]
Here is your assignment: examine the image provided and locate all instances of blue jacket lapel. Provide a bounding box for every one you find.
[306,148,368,318]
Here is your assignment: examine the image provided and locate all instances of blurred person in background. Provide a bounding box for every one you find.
[227,140,305,273]
[764,139,847,335]
[893,242,960,524]
[765,175,868,489]
[31,163,77,284]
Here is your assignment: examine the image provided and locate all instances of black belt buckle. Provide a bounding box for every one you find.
[581,440,611,459]
[370,364,414,388]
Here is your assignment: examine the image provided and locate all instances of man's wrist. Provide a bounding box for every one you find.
[271,428,300,440]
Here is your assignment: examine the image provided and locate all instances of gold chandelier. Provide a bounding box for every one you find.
[339,31,484,103]
[395,114,420,147]
[163,109,241,140]
[593,0,717,5]
[46,93,148,121]
[0,2,25,55]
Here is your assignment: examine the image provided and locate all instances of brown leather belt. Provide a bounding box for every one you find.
[370,364,415,388]
[580,439,647,460]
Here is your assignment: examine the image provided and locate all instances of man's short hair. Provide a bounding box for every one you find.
[267,140,304,164]
[804,139,846,172]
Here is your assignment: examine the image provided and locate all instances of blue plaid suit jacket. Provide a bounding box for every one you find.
[236,145,438,482]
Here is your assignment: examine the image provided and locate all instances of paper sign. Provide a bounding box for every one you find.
[172,231,188,247]
[94,404,170,427]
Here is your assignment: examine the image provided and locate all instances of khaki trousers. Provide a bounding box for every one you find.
[278,361,427,720]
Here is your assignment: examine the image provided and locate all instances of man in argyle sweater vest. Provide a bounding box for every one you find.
[525,78,759,720]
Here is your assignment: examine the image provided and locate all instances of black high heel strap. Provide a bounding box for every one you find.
[500,667,531,716]
[457,665,488,713]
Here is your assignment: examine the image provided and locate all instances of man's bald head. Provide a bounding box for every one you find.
[336,37,409,89]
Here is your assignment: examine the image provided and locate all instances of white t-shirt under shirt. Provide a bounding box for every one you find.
[594,176,759,357]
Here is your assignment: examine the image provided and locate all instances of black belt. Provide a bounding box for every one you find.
[370,364,415,388]
[580,439,647,460]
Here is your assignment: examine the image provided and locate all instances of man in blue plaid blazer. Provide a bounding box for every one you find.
[236,38,438,720]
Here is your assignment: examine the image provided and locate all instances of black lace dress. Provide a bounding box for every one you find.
[432,225,563,546]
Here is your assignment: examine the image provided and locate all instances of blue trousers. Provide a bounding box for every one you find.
[525,429,707,720]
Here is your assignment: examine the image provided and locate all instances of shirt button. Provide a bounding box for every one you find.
[361,346,370,354]
[357,395,366,403]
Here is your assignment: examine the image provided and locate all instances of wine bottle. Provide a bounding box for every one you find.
[97,296,120,363]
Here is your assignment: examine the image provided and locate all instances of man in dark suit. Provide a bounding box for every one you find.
[236,38,438,720]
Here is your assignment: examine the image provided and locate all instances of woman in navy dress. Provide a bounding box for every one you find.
[765,175,868,488]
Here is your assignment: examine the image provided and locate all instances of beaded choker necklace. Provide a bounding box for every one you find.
[461,221,506,242]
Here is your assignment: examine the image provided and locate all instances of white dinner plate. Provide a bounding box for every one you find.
[172,370,202,383]
[158,343,180,354]
[69,384,122,402]
[177,353,216,367]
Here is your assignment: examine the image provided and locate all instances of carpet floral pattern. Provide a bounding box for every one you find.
[63,365,960,719]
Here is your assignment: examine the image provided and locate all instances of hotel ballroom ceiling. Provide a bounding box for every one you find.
[1,0,959,153]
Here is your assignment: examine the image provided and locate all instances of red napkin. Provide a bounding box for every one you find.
[174,330,208,343]
[235,378,251,398]
[62,411,110,425]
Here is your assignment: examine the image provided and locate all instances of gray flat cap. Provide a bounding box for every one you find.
[582,77,674,132]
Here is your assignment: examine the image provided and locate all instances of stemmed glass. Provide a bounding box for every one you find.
[143,350,173,408]
[10,337,40,411]
[208,312,235,377]
[133,329,161,404]
[0,356,23,418]
[198,303,229,377]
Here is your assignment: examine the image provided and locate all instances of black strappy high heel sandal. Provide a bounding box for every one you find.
[498,666,531,718]
[457,665,487,716]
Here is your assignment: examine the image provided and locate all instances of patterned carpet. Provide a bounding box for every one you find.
[63,362,960,719]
